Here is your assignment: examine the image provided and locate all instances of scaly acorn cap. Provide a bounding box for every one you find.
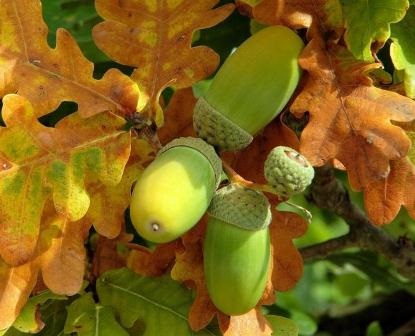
[193,25,304,151]
[264,146,314,198]
[159,137,222,189]
[208,184,272,231]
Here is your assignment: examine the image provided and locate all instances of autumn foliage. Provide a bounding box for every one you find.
[1,0,415,335]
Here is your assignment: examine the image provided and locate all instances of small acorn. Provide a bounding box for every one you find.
[204,184,271,315]
[193,25,304,151]
[130,137,221,243]
[264,146,314,198]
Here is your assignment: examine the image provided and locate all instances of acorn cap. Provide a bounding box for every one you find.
[208,184,272,231]
[264,146,314,197]
[193,25,304,151]
[159,137,222,189]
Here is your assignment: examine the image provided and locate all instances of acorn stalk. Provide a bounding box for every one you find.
[130,137,221,243]
[194,25,304,151]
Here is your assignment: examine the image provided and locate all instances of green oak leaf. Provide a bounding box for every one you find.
[266,315,299,336]
[390,6,415,98]
[96,268,217,336]
[64,293,129,336]
[340,0,409,61]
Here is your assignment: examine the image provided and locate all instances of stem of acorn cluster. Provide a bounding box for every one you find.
[221,159,278,195]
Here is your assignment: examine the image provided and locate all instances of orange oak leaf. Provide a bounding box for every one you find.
[0,94,131,265]
[290,28,415,225]
[92,0,234,126]
[0,0,138,118]
[158,88,197,145]
[218,309,273,336]
[128,241,179,277]
[237,0,326,29]
[170,218,218,331]
[270,208,307,291]
[92,232,134,278]
[0,258,40,330]
[39,215,90,296]
[364,157,415,224]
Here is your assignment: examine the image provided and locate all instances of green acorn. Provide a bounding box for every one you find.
[204,184,271,315]
[193,25,304,151]
[130,137,221,243]
[264,146,314,198]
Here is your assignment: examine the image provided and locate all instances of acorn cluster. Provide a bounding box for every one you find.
[129,26,314,316]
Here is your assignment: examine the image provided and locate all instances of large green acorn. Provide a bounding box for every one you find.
[193,25,304,151]
[130,137,221,243]
[204,184,271,315]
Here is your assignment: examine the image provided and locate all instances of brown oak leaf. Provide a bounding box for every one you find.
[291,27,415,225]
[218,309,273,336]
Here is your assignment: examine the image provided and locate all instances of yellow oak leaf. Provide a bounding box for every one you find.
[92,0,234,126]
[290,27,415,225]
[0,94,131,265]
[0,0,139,118]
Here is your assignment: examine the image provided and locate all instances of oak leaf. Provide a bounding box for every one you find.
[92,0,234,126]
[237,0,326,29]
[290,28,415,225]
[0,259,40,330]
[218,310,273,336]
[0,94,131,265]
[0,0,138,118]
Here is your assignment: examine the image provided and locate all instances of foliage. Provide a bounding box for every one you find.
[0,0,415,335]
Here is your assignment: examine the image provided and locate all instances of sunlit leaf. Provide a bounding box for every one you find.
[0,0,138,118]
[92,0,234,125]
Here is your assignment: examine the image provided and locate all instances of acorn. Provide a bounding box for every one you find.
[264,146,314,198]
[130,137,221,243]
[193,25,304,151]
[204,184,271,315]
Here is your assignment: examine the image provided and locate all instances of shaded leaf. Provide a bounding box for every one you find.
[0,259,39,330]
[340,0,408,61]
[158,88,197,145]
[0,0,138,118]
[64,293,129,336]
[390,5,415,98]
[92,0,234,126]
[0,94,131,265]
[290,29,415,225]
[11,290,65,334]
[96,268,216,335]
[238,0,326,29]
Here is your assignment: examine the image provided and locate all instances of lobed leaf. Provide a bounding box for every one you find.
[390,5,415,98]
[237,0,326,29]
[92,0,234,126]
[96,268,216,336]
[0,94,131,265]
[218,310,272,336]
[64,293,129,336]
[0,259,39,330]
[290,29,415,225]
[340,0,409,61]
[0,0,139,118]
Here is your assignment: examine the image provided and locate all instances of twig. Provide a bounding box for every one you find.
[301,165,415,280]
